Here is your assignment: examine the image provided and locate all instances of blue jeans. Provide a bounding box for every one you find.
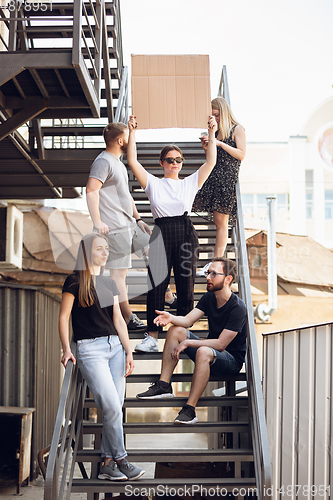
[184,331,242,376]
[76,335,127,461]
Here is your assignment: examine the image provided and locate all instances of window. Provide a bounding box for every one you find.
[305,170,314,220]
[257,194,274,211]
[253,254,262,268]
[277,193,289,211]
[241,194,289,215]
[241,194,254,214]
[325,190,333,219]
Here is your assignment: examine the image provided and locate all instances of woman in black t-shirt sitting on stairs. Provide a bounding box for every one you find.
[59,233,145,482]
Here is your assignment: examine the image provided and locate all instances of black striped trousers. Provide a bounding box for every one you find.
[146,213,199,332]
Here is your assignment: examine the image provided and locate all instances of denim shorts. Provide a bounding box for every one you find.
[183,331,242,376]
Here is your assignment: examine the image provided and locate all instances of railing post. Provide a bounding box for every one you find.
[72,0,82,67]
[94,0,103,102]
[8,5,17,51]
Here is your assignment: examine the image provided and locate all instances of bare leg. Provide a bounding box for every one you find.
[213,212,229,257]
[109,268,132,323]
[187,347,214,407]
[160,326,188,383]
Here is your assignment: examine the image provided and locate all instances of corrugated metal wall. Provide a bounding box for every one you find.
[0,282,62,478]
[262,322,333,500]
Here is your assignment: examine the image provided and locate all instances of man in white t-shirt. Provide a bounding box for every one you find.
[86,123,151,331]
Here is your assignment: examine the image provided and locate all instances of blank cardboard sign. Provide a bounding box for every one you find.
[131,55,211,129]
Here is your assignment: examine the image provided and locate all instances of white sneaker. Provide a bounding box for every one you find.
[135,333,158,352]
[196,262,212,276]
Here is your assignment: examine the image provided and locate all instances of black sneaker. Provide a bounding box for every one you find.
[136,380,174,399]
[165,294,178,309]
[174,404,198,424]
[127,313,146,332]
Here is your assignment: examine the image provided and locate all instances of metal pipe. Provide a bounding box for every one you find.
[256,197,277,321]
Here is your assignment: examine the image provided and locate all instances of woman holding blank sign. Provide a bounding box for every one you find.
[193,97,246,260]
[127,114,217,353]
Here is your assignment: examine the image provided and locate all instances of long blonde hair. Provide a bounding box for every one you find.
[74,233,108,307]
[211,97,240,141]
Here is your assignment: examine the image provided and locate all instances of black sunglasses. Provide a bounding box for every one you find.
[163,157,184,164]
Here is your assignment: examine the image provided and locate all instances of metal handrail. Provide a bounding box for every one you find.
[219,65,272,498]
[44,344,87,500]
[115,65,128,123]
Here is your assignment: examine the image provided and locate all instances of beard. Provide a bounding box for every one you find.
[206,276,226,293]
[120,140,128,153]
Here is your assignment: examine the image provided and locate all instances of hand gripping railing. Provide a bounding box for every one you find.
[44,345,87,500]
[219,65,272,499]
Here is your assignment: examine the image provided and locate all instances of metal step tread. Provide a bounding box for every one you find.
[76,448,254,463]
[123,396,248,408]
[126,373,247,383]
[83,421,249,434]
[71,477,256,494]
[84,396,248,409]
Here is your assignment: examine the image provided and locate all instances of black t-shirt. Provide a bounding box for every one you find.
[62,273,120,342]
[196,291,247,365]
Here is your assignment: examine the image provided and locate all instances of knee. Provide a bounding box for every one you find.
[166,325,187,342]
[195,346,214,364]
[213,213,228,230]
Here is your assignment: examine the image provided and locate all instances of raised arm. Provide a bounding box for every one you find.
[126,116,148,189]
[197,115,218,188]
[217,125,246,161]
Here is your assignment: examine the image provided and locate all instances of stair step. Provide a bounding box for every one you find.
[133,351,189,360]
[76,448,254,463]
[71,477,256,494]
[123,396,248,408]
[126,373,247,383]
[83,421,249,435]
[84,396,248,409]
[128,329,208,339]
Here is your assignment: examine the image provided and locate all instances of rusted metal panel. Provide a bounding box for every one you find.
[0,282,62,478]
[263,322,333,500]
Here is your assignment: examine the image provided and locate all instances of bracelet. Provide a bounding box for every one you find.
[136,218,143,223]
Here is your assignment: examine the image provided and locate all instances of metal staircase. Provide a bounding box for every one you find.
[0,0,127,199]
[43,136,271,500]
[0,4,272,494]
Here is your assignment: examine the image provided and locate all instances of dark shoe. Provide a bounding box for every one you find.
[165,293,178,309]
[98,461,127,481]
[117,459,145,480]
[127,313,146,332]
[136,380,174,399]
[174,404,198,424]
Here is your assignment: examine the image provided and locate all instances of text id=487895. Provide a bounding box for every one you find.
[1,1,53,12]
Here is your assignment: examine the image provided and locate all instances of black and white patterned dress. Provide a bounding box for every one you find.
[193,125,241,226]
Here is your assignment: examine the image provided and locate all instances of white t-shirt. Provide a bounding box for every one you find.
[145,171,199,219]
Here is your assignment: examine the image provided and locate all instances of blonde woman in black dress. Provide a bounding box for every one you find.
[193,97,246,260]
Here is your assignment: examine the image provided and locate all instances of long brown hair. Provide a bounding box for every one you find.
[74,233,109,307]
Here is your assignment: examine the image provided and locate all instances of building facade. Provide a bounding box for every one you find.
[240,97,333,249]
